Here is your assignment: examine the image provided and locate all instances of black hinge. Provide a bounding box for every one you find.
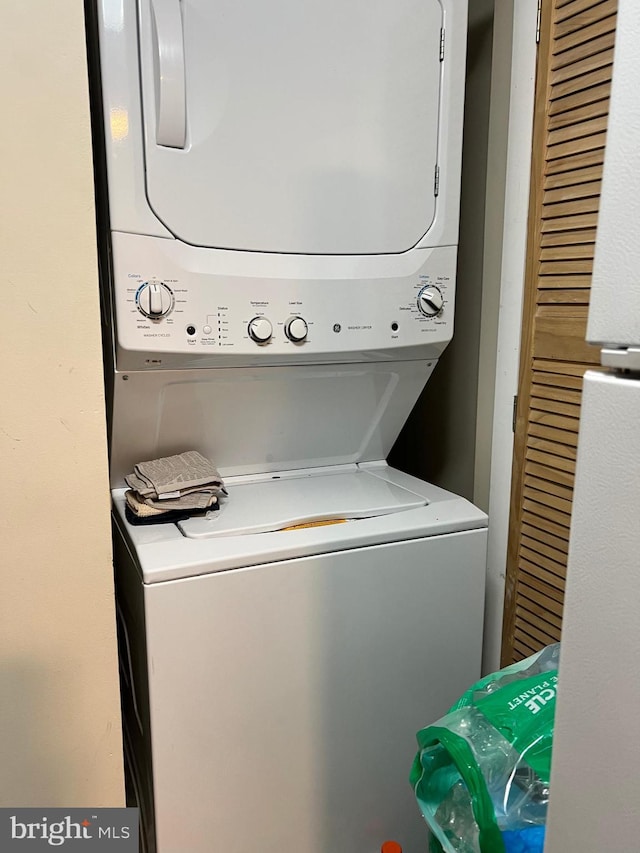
[536,0,542,44]
[434,165,440,197]
[440,28,445,61]
[512,395,518,433]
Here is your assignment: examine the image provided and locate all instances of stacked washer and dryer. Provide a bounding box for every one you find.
[92,0,486,850]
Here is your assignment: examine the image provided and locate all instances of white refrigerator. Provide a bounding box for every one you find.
[544,0,640,849]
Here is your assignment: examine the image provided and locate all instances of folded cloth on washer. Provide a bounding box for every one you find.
[124,451,226,524]
[124,491,220,526]
[127,450,225,498]
[125,489,220,515]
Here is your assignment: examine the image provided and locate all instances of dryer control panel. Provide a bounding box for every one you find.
[111,232,456,368]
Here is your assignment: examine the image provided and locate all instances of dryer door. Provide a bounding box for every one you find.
[137,0,443,255]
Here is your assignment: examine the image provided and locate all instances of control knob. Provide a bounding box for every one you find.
[285,316,308,343]
[417,285,444,317]
[137,281,173,318]
[248,316,273,344]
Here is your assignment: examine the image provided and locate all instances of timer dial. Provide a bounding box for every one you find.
[417,285,444,317]
[137,282,173,318]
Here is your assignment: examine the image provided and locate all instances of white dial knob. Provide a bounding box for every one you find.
[285,316,308,343]
[248,316,273,344]
[417,286,444,317]
[137,281,173,318]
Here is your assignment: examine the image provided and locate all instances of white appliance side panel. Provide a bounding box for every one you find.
[137,0,443,255]
[545,372,640,851]
[109,361,434,484]
[96,0,171,237]
[588,0,640,347]
[143,529,487,853]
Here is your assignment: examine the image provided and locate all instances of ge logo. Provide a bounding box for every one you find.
[333,323,342,333]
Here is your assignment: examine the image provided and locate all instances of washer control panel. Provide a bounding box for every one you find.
[112,233,457,361]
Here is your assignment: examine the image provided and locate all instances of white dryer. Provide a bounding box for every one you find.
[88,0,484,849]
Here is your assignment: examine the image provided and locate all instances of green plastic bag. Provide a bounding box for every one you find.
[410,644,559,853]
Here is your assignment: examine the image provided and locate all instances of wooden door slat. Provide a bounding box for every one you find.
[521,544,569,578]
[555,0,610,21]
[530,395,581,419]
[530,394,581,419]
[537,289,591,304]
[547,115,608,148]
[542,196,600,218]
[522,533,572,566]
[515,616,560,648]
[521,521,570,553]
[539,242,595,260]
[517,601,564,634]
[522,507,572,541]
[525,473,573,502]
[532,358,591,377]
[531,382,582,405]
[536,274,592,288]
[540,227,597,245]
[526,447,577,473]
[543,179,602,205]
[523,486,573,516]
[548,97,609,132]
[544,162,602,189]
[516,604,562,646]
[550,47,614,87]
[514,641,540,661]
[518,578,563,617]
[550,64,612,102]
[522,507,570,541]
[528,423,579,448]
[545,146,606,173]
[525,461,576,491]
[555,1,616,38]
[554,17,616,58]
[538,258,593,274]
[520,559,566,594]
[542,212,599,231]
[552,30,615,75]
[526,439,578,467]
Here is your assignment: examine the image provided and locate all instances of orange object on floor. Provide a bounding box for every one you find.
[381,842,402,853]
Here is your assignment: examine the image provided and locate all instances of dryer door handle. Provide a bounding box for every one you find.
[150,0,186,148]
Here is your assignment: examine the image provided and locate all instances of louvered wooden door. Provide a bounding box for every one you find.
[501,0,617,665]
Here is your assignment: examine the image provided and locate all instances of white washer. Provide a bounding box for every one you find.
[114,464,486,853]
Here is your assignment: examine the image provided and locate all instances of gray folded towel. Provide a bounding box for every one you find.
[126,450,225,498]
[124,451,226,520]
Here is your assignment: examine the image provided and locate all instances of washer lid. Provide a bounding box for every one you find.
[137,0,443,254]
[178,468,426,538]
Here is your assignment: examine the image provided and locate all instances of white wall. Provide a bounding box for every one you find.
[0,2,124,806]
[480,0,538,673]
